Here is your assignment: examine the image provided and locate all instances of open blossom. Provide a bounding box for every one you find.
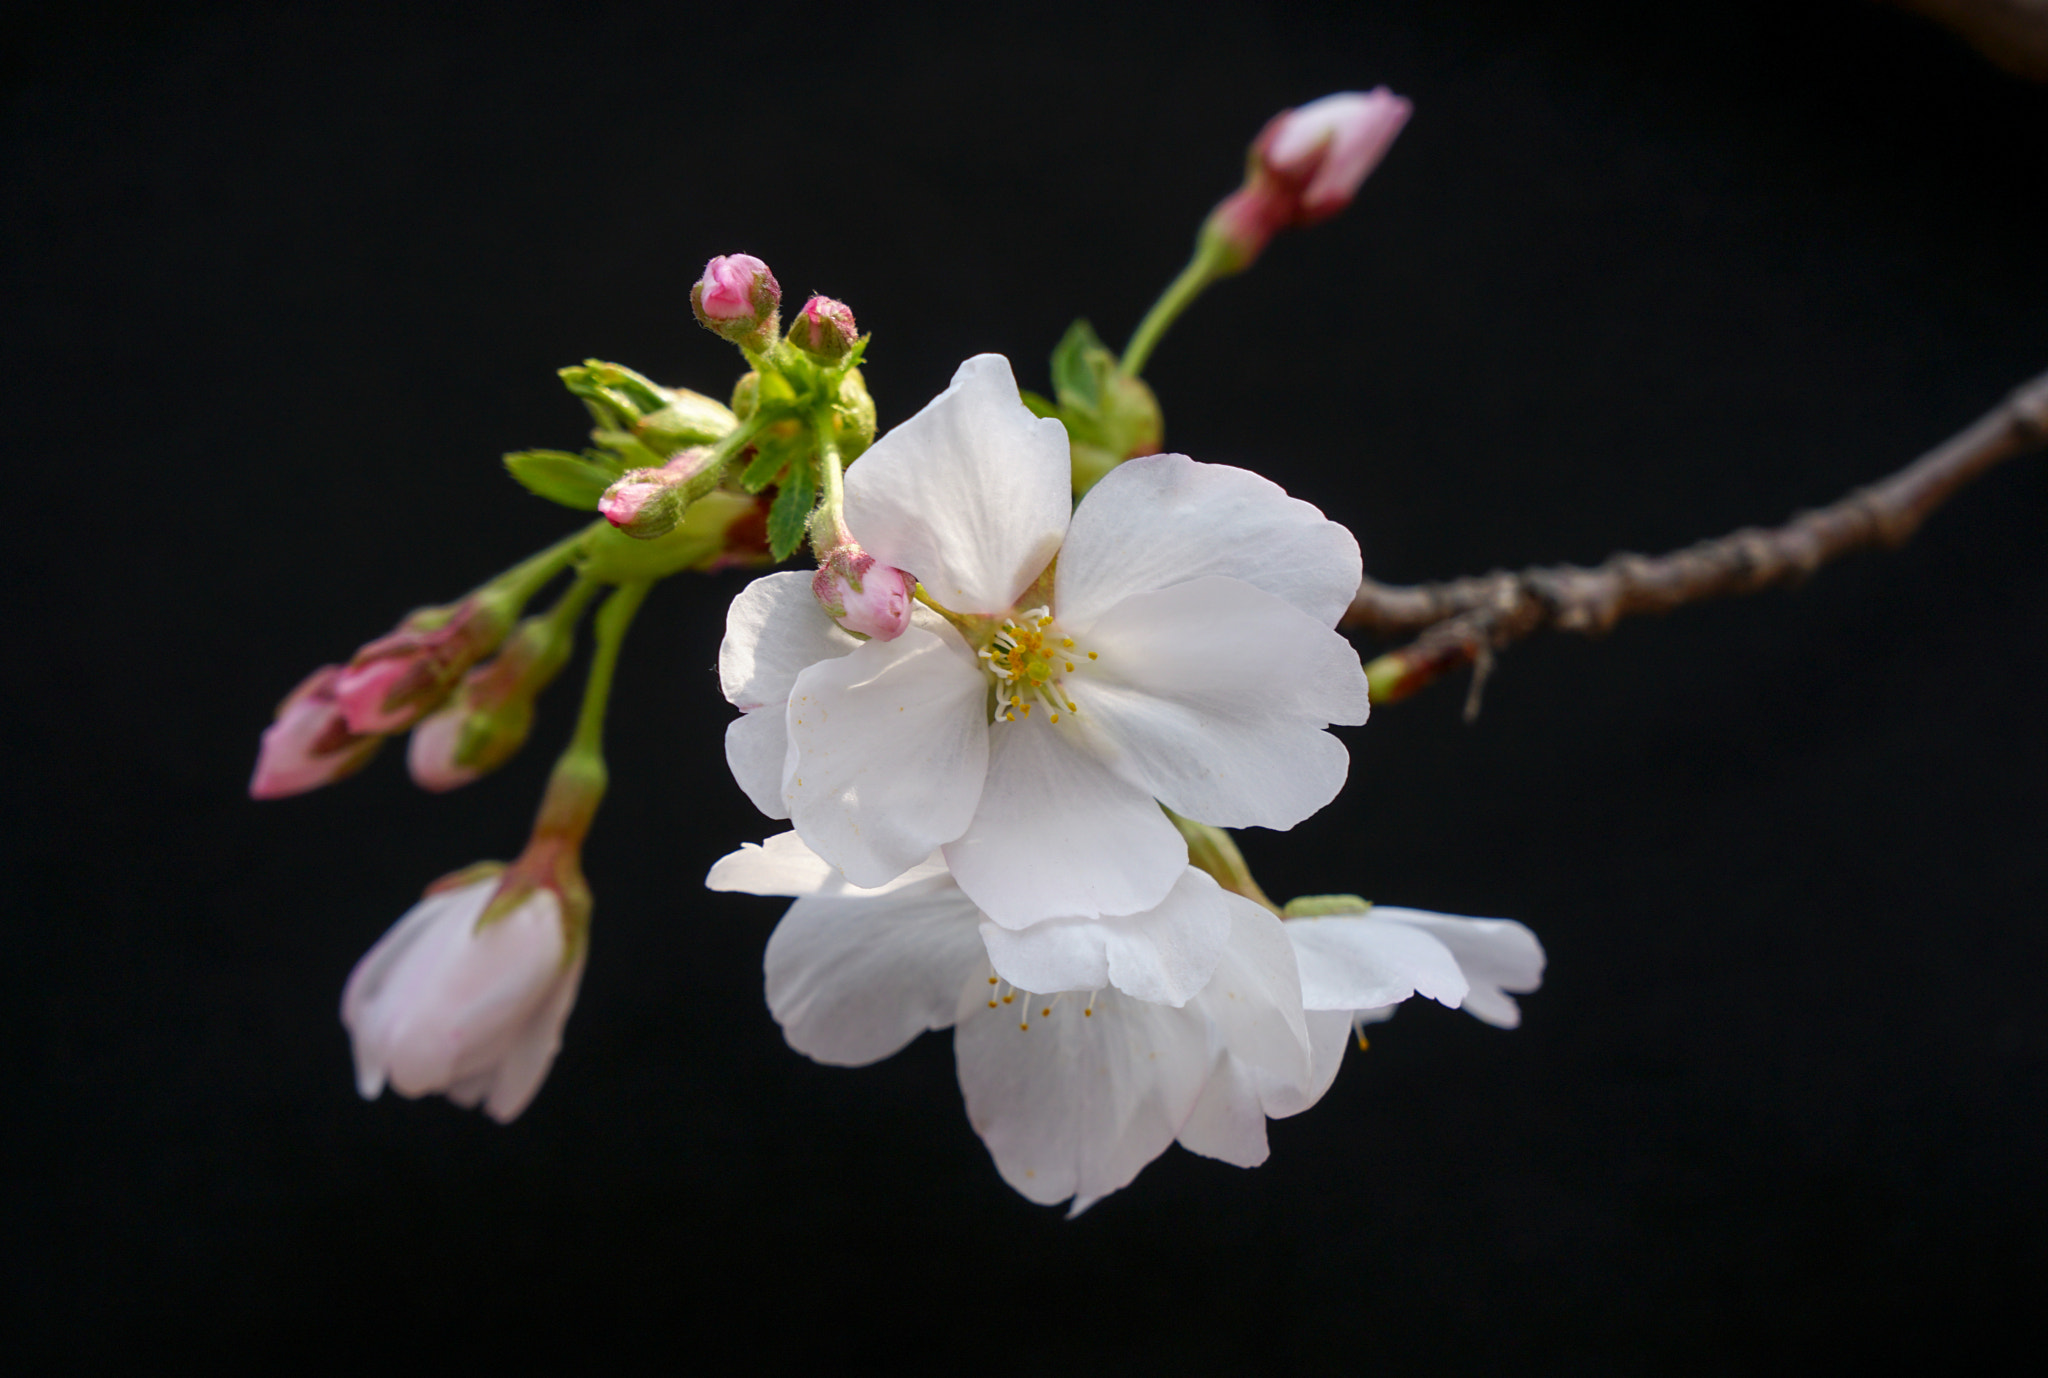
[718,354,1369,930]
[708,832,1544,1212]
[341,870,585,1123]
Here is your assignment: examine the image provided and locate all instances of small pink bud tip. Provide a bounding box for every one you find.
[405,704,481,793]
[788,295,858,360]
[812,551,913,641]
[250,665,383,799]
[1262,88,1411,224]
[598,474,665,530]
[333,657,416,735]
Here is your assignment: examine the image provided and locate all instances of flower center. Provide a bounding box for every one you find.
[984,971,1098,1030]
[977,606,1097,725]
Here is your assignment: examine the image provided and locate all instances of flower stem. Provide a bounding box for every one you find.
[567,579,651,762]
[1166,808,1280,914]
[486,523,604,606]
[1118,234,1230,380]
[810,400,852,549]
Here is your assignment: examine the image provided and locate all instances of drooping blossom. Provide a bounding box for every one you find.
[708,832,1544,1213]
[717,353,1369,931]
[249,664,384,798]
[341,868,586,1123]
[1207,88,1412,272]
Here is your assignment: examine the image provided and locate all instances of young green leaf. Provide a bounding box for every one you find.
[503,450,626,510]
[766,458,817,561]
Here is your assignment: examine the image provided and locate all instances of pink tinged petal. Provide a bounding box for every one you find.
[250,665,382,798]
[942,710,1187,929]
[1072,576,1369,830]
[720,571,862,710]
[1367,907,1546,1029]
[975,867,1232,1005]
[1290,89,1412,220]
[341,884,574,1120]
[1283,912,1471,1013]
[406,703,479,793]
[1055,455,1365,631]
[841,354,1071,613]
[764,885,986,1066]
[783,625,990,888]
[333,657,418,735]
[706,830,952,900]
[953,980,1213,1213]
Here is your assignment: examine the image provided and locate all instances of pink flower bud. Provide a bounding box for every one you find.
[811,548,913,641]
[597,446,716,540]
[341,871,584,1124]
[691,253,781,344]
[333,600,513,735]
[788,295,858,360]
[1206,87,1412,273]
[250,665,385,799]
[405,702,484,793]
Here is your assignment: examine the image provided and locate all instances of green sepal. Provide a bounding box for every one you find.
[739,442,791,492]
[591,429,668,471]
[766,458,817,562]
[503,449,628,510]
[1280,894,1375,918]
[559,359,669,420]
[1051,318,1111,412]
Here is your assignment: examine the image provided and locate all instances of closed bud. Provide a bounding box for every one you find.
[788,295,858,361]
[250,664,384,799]
[406,598,584,792]
[333,595,519,735]
[691,253,781,347]
[1204,88,1411,274]
[811,544,914,641]
[597,445,720,540]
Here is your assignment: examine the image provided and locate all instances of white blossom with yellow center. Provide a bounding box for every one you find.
[718,354,1371,930]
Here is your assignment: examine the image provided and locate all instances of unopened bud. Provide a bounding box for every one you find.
[691,253,781,346]
[333,597,518,735]
[250,665,384,799]
[788,296,858,361]
[406,600,582,792]
[597,445,719,540]
[811,546,914,641]
[1204,87,1411,274]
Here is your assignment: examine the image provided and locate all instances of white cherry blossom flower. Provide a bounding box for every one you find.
[707,833,1544,1213]
[341,873,585,1124]
[718,353,1370,930]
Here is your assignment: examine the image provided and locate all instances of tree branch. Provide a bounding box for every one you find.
[1347,366,2048,714]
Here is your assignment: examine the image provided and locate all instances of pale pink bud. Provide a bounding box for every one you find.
[597,445,716,540]
[788,295,858,360]
[405,703,481,793]
[1263,89,1411,223]
[1206,87,1411,273]
[341,873,584,1124]
[250,665,384,799]
[333,601,511,735]
[691,253,781,343]
[811,549,913,641]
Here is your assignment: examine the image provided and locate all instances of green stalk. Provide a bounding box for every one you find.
[1118,234,1232,379]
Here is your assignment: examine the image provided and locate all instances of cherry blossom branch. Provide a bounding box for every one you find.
[1346,366,2048,715]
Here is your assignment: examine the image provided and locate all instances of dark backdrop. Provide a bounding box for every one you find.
[7,0,2046,1368]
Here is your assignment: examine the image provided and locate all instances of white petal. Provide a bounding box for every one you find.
[942,710,1186,928]
[1056,455,1364,630]
[1367,907,1547,1029]
[1175,1053,1270,1168]
[842,354,1071,613]
[1284,912,1471,1013]
[1071,576,1368,830]
[480,951,585,1124]
[765,884,986,1066]
[706,831,952,900]
[784,624,990,888]
[975,866,1231,1006]
[954,982,1212,1211]
[724,709,793,820]
[1194,898,1313,1089]
[719,571,860,708]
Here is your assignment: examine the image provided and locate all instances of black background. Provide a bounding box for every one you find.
[7,0,2046,1368]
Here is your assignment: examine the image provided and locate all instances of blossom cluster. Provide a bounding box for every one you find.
[252,86,1548,1210]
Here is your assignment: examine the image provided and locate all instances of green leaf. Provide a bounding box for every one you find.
[1050,318,1108,411]
[739,440,790,493]
[1018,389,1059,419]
[503,449,626,510]
[766,458,817,561]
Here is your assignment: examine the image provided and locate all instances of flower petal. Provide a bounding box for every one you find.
[1055,455,1364,631]
[1072,576,1368,830]
[764,884,986,1066]
[954,981,1212,1211]
[1193,898,1312,1090]
[1283,912,1471,1012]
[724,709,793,820]
[1367,907,1546,1028]
[1175,1053,1270,1168]
[975,866,1232,1006]
[842,354,1071,613]
[480,951,585,1124]
[784,624,990,888]
[942,710,1186,928]
[707,830,951,900]
[719,570,860,709]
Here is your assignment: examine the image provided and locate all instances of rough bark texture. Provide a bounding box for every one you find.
[1346,366,2048,712]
